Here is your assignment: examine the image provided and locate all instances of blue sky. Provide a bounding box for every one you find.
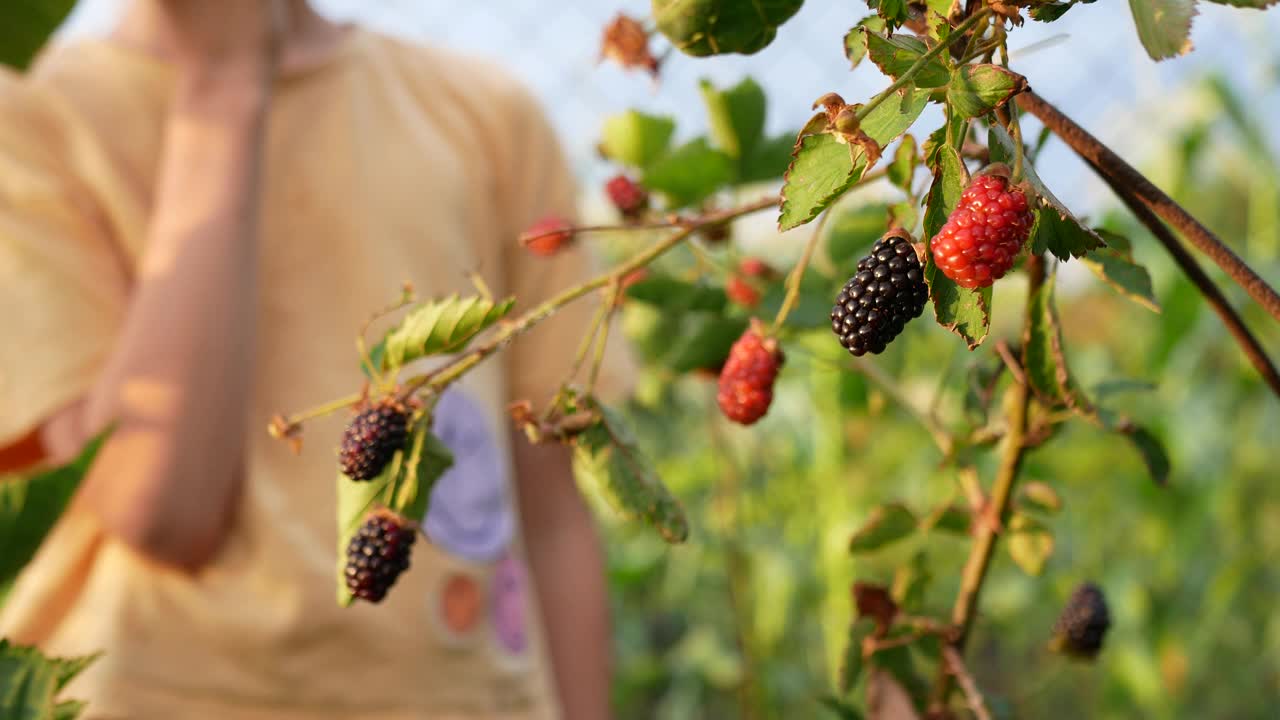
[58,1,1280,220]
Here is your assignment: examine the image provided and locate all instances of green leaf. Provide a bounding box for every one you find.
[1031,1,1079,21]
[0,432,109,605]
[989,125,1104,260]
[844,16,887,68]
[573,404,688,543]
[699,77,766,160]
[624,275,727,313]
[741,133,800,183]
[1128,0,1197,61]
[923,106,970,166]
[1017,481,1063,515]
[600,110,677,169]
[819,696,866,720]
[662,313,748,373]
[1124,426,1171,486]
[391,420,454,522]
[923,146,992,349]
[52,700,89,720]
[1007,514,1054,576]
[779,86,930,231]
[0,640,98,720]
[1081,247,1160,312]
[888,135,919,192]
[643,137,735,208]
[827,203,891,267]
[651,0,805,56]
[866,0,911,29]
[838,619,875,693]
[849,503,917,553]
[946,64,1028,119]
[864,32,950,88]
[920,503,970,534]
[0,0,76,70]
[891,551,932,610]
[380,295,515,372]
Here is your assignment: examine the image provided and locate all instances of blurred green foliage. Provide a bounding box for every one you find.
[599,70,1280,719]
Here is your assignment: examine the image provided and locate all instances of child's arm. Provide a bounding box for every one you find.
[512,434,613,720]
[37,1,284,571]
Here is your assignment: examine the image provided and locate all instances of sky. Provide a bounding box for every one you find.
[56,1,1280,223]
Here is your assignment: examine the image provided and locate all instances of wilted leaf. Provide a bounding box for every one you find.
[573,404,689,543]
[1007,514,1055,576]
[600,110,677,168]
[1128,0,1196,61]
[849,503,917,553]
[0,431,108,604]
[652,0,805,56]
[947,64,1028,118]
[1018,481,1063,515]
[380,295,515,371]
[864,32,950,88]
[1081,247,1160,312]
[643,137,735,208]
[853,582,900,631]
[0,0,76,70]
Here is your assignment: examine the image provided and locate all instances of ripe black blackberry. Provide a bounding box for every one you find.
[1052,582,1111,659]
[830,232,928,356]
[345,512,416,603]
[339,399,410,481]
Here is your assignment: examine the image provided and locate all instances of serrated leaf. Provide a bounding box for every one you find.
[652,0,805,56]
[920,504,970,534]
[866,0,911,30]
[844,15,887,68]
[573,404,688,543]
[0,0,76,70]
[864,32,950,88]
[1017,481,1063,515]
[380,295,515,372]
[827,203,891,266]
[0,640,97,720]
[839,619,876,693]
[780,87,930,231]
[624,275,728,312]
[947,64,1028,118]
[989,125,1104,260]
[849,503,917,553]
[1128,0,1196,61]
[643,137,735,208]
[923,146,991,349]
[699,77,766,160]
[1007,514,1054,576]
[888,135,919,192]
[600,110,676,169]
[1081,247,1160,312]
[0,432,109,604]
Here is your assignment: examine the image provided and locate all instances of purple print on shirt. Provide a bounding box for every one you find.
[492,552,529,655]
[423,389,514,563]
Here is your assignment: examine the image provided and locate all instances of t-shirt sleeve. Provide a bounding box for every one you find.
[0,75,126,447]
[492,78,634,408]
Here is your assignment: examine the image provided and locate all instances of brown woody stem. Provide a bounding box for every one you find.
[1015,90,1280,323]
[929,255,1043,713]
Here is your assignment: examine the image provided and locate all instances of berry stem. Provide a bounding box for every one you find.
[587,288,619,394]
[929,254,1043,714]
[943,645,994,720]
[1016,90,1280,324]
[1008,105,1026,182]
[271,392,364,435]
[853,9,991,125]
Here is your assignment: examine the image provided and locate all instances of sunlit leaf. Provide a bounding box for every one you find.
[1007,514,1055,576]
[652,0,805,56]
[643,138,735,208]
[946,64,1027,118]
[600,110,677,169]
[379,295,515,372]
[699,77,766,159]
[864,32,949,88]
[1081,247,1161,312]
[1128,0,1196,61]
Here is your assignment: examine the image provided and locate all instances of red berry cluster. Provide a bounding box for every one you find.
[717,326,783,425]
[606,174,649,220]
[930,173,1033,289]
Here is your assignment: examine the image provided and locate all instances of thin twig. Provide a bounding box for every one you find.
[1016,90,1280,323]
[994,340,1026,386]
[929,255,1044,714]
[942,646,993,720]
[1077,155,1280,399]
[771,207,833,333]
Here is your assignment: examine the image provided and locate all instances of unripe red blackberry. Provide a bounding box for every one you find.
[726,275,761,309]
[738,257,774,279]
[339,399,410,482]
[930,172,1033,289]
[1051,582,1111,659]
[345,512,416,603]
[717,324,783,425]
[605,174,649,220]
[830,232,928,356]
[520,215,574,256]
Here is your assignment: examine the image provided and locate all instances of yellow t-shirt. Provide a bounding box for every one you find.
[0,28,610,720]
